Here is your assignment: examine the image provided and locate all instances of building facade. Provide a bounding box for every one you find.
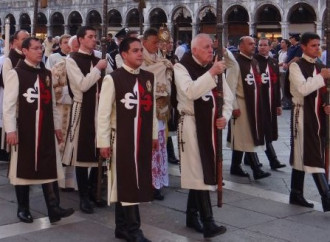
[0,0,326,44]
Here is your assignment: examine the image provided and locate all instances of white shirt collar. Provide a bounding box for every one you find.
[302,54,317,63]
[122,63,140,74]
[24,59,40,69]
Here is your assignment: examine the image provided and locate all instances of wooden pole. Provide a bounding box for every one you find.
[215,0,223,207]
[325,0,330,181]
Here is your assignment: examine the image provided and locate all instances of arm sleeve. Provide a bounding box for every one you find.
[3,69,18,132]
[97,74,115,148]
[289,62,325,97]
[174,63,216,101]
[66,57,101,92]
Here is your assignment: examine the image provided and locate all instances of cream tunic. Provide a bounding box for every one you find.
[3,60,64,185]
[289,54,326,173]
[62,49,110,167]
[97,64,158,205]
[174,56,234,191]
[226,53,264,152]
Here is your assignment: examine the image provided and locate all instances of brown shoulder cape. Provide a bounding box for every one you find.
[69,52,100,162]
[112,67,154,203]
[16,61,57,179]
[236,54,264,146]
[180,53,217,185]
[290,58,327,168]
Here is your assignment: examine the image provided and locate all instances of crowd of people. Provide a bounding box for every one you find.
[0,26,329,242]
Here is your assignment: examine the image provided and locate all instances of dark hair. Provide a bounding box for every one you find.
[282,38,290,47]
[258,37,271,46]
[119,37,141,54]
[76,26,96,44]
[107,33,113,38]
[143,28,158,40]
[22,37,40,49]
[276,37,282,42]
[300,32,320,46]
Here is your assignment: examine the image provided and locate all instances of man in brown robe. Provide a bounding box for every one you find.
[62,26,109,213]
[98,37,158,242]
[3,37,73,223]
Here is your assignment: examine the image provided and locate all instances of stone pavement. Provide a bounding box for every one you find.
[0,110,330,242]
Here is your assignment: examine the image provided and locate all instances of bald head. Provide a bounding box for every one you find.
[239,36,255,57]
[191,34,214,65]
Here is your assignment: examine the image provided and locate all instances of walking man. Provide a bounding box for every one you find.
[98,37,158,242]
[174,33,233,238]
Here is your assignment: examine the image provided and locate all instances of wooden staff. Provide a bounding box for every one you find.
[96,0,108,202]
[326,0,330,181]
[215,0,223,207]
[32,0,39,37]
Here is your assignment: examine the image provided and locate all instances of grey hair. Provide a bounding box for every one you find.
[68,35,77,48]
[191,33,212,49]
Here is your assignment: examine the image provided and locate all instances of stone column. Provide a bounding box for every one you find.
[16,24,20,31]
[315,21,323,39]
[192,22,198,38]
[47,24,52,36]
[248,22,256,36]
[64,25,70,35]
[280,21,289,39]
[143,22,150,33]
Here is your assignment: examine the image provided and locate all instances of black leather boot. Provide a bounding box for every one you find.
[230,150,249,177]
[167,136,179,164]
[248,152,271,180]
[88,167,107,207]
[153,188,164,200]
[115,202,130,240]
[312,173,330,212]
[42,182,63,223]
[52,182,74,218]
[186,190,203,233]
[15,185,33,223]
[196,190,226,238]
[265,143,286,170]
[123,205,151,242]
[289,169,314,208]
[76,167,94,214]
[244,152,263,167]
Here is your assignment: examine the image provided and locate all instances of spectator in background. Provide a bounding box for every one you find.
[43,36,55,62]
[321,44,327,65]
[175,40,186,60]
[278,39,291,109]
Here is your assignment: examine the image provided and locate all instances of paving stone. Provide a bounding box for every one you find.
[230,197,313,218]
[248,218,330,242]
[212,204,276,229]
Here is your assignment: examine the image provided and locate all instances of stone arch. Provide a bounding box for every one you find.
[126,8,140,27]
[51,12,64,36]
[171,5,192,44]
[287,3,316,33]
[68,11,83,35]
[255,3,282,39]
[19,13,31,33]
[86,9,102,36]
[197,5,216,34]
[225,4,249,44]
[108,9,122,27]
[149,7,167,29]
